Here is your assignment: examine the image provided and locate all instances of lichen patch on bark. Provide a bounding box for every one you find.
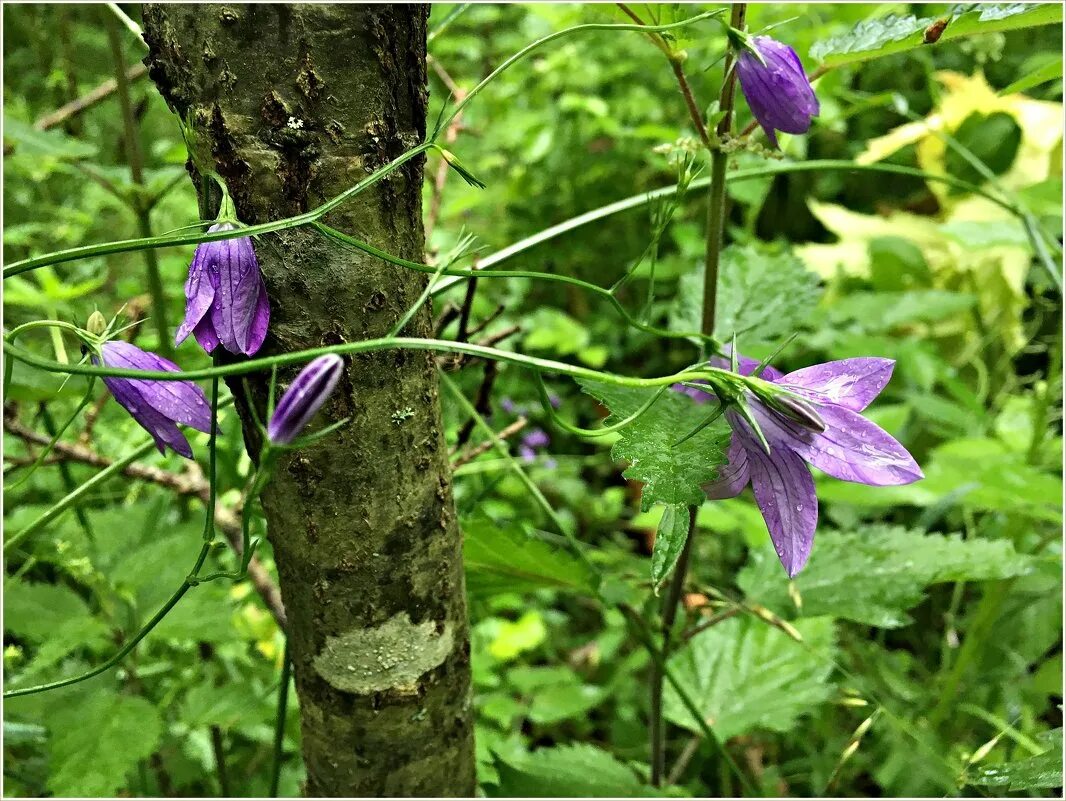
[313,613,454,695]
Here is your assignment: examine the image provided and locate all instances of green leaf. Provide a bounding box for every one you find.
[671,245,821,346]
[528,682,609,726]
[738,527,1033,628]
[180,681,260,730]
[999,55,1063,96]
[577,380,728,511]
[491,743,658,797]
[2,116,98,161]
[46,691,162,797]
[811,4,1063,68]
[3,581,95,643]
[971,729,1063,790]
[651,503,689,591]
[463,513,597,596]
[663,616,836,740]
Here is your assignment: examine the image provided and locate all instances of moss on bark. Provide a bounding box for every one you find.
[142,5,475,796]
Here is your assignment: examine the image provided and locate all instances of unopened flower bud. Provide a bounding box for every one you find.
[772,392,827,433]
[267,354,344,445]
[86,311,107,336]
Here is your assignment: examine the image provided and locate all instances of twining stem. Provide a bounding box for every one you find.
[105,14,171,358]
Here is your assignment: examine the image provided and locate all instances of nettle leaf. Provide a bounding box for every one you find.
[670,245,821,346]
[651,503,689,591]
[664,616,836,740]
[971,729,1063,791]
[463,513,597,597]
[3,581,95,643]
[577,380,728,511]
[811,4,1063,68]
[490,743,658,798]
[738,527,1033,628]
[47,691,162,797]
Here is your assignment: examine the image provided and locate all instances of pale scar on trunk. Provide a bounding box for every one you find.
[312,612,454,695]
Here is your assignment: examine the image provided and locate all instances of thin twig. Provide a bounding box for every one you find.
[450,417,528,468]
[454,360,499,450]
[33,63,148,131]
[425,55,468,244]
[106,15,171,357]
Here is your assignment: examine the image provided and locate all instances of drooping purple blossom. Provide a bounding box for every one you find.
[94,341,212,459]
[698,352,922,577]
[176,223,270,356]
[267,354,344,446]
[736,35,819,148]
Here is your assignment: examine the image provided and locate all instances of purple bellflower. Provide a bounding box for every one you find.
[176,223,270,356]
[519,427,551,463]
[736,35,819,148]
[267,354,344,446]
[94,341,212,459]
[696,353,923,577]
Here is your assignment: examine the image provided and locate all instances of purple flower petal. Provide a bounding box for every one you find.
[751,402,923,486]
[740,428,817,577]
[193,314,221,354]
[209,231,269,356]
[267,354,344,445]
[703,437,750,499]
[778,358,894,412]
[101,342,212,434]
[175,242,216,347]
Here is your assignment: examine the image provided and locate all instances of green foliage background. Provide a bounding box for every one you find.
[3,3,1062,797]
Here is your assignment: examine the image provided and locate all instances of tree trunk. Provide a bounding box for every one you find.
[141,5,475,796]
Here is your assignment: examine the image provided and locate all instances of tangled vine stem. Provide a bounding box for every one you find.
[3,335,738,390]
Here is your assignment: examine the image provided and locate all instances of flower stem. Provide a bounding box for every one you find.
[702,2,746,338]
[269,639,292,797]
[652,4,746,786]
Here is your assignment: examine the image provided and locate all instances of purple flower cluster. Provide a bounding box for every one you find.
[690,352,922,577]
[97,223,341,458]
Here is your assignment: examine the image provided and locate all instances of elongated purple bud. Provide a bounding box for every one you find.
[768,391,827,433]
[736,36,819,149]
[267,354,344,445]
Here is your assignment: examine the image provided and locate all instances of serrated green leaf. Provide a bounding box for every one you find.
[3,581,94,643]
[651,503,689,591]
[971,729,1062,790]
[671,245,821,346]
[738,527,1033,628]
[577,380,728,511]
[463,513,597,596]
[664,616,836,740]
[491,743,658,797]
[180,681,260,730]
[811,4,1063,68]
[46,691,162,797]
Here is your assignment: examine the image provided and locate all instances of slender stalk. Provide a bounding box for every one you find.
[269,640,293,797]
[5,335,742,392]
[650,506,698,786]
[651,5,747,786]
[210,725,231,796]
[4,159,1016,281]
[702,3,745,337]
[105,14,171,357]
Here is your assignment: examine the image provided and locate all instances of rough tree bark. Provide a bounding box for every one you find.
[141,5,475,796]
